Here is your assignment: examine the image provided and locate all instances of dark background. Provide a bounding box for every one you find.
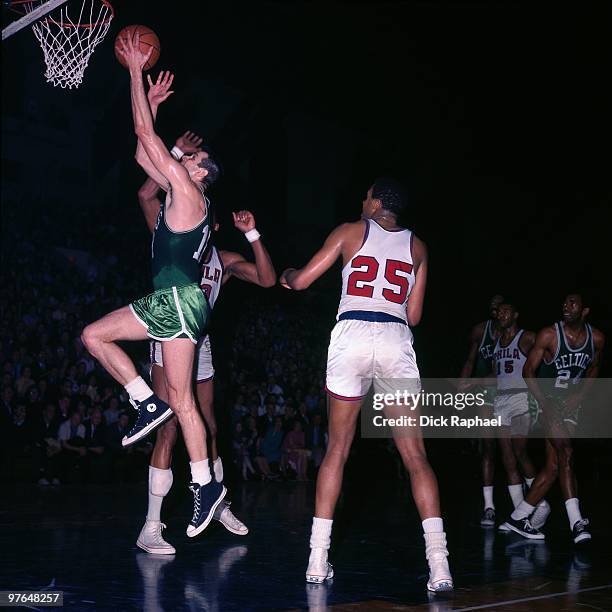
[2,0,611,375]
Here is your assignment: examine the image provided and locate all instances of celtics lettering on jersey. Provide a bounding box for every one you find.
[538,322,594,393]
[151,190,212,291]
[474,320,497,377]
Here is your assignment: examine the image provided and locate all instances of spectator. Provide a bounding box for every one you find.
[255,416,284,480]
[282,420,310,481]
[306,413,328,469]
[36,403,61,485]
[58,410,86,483]
[103,396,121,425]
[232,421,256,481]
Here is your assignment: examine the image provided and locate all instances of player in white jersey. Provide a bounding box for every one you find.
[135,143,276,554]
[280,177,453,592]
[492,302,550,536]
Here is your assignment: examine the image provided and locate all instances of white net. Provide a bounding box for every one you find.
[30,0,113,89]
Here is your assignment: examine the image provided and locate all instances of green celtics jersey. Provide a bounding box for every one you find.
[474,319,497,377]
[538,321,594,397]
[151,190,212,291]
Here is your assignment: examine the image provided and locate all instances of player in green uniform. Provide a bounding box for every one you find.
[82,35,226,537]
[502,293,605,543]
[459,295,503,526]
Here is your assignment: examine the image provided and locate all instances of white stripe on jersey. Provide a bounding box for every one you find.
[200,245,223,308]
[337,219,416,322]
[493,330,528,391]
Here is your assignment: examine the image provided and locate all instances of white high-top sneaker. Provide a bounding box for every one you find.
[425,533,454,593]
[136,520,176,555]
[306,547,334,584]
[214,501,249,535]
[530,500,551,530]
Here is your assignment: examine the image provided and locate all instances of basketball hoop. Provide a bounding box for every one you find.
[8,0,114,88]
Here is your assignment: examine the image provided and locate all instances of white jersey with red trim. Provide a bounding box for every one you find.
[493,329,528,391]
[337,219,416,322]
[200,245,223,308]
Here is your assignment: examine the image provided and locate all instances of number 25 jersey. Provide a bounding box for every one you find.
[337,219,416,323]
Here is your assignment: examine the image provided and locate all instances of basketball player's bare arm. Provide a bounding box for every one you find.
[138,177,162,233]
[134,71,175,190]
[119,34,203,216]
[565,329,606,412]
[137,132,205,232]
[522,326,557,407]
[518,331,536,355]
[459,322,487,385]
[219,211,276,287]
[406,236,427,327]
[280,223,358,290]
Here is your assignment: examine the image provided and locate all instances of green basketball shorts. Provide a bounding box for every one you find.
[129,283,210,344]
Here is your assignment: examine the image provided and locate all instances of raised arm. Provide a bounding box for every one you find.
[118,34,192,194]
[221,211,276,287]
[134,71,174,189]
[137,177,162,233]
[406,236,427,327]
[280,224,349,291]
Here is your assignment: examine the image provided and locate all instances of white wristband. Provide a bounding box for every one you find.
[245,228,261,243]
[170,145,184,160]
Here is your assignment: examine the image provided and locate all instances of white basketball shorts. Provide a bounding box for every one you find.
[149,334,214,383]
[325,319,420,401]
[494,391,531,435]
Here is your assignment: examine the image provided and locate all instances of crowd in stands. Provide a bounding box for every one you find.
[0,209,330,486]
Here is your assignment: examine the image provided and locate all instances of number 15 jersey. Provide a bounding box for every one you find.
[337,219,416,323]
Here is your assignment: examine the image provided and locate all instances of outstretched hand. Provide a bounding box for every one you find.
[232,210,256,233]
[147,71,174,107]
[175,131,204,154]
[117,30,153,72]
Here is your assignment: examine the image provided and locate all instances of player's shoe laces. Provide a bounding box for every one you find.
[480,507,496,527]
[186,480,227,538]
[425,533,454,593]
[501,516,545,540]
[306,547,334,584]
[136,520,176,555]
[122,394,173,447]
[530,500,551,530]
[214,501,249,535]
[572,518,591,544]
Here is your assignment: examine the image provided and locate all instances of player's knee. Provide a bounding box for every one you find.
[80,324,99,351]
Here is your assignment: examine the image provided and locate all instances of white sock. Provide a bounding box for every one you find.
[310,517,333,550]
[422,517,444,534]
[213,457,224,482]
[524,477,535,488]
[147,466,173,521]
[125,376,153,403]
[483,485,495,510]
[508,484,525,509]
[190,459,212,486]
[511,500,535,521]
[565,498,583,529]
[422,519,448,559]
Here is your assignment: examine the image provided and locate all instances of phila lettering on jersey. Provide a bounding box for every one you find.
[337,219,416,322]
[493,330,528,392]
[200,245,224,308]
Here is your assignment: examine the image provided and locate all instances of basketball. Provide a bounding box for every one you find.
[114,25,160,71]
